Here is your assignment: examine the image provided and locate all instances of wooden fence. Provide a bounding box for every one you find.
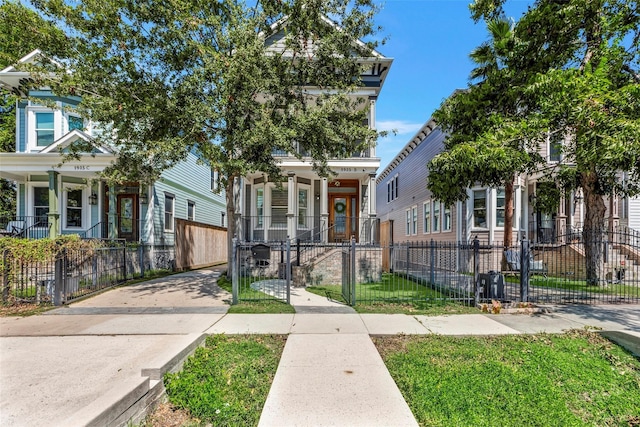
[175,219,227,270]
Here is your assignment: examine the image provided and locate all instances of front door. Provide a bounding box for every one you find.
[117,194,139,241]
[329,195,357,242]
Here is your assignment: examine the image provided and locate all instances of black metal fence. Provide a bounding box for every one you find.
[1,243,176,305]
[231,229,640,306]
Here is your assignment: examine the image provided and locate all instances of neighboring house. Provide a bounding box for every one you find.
[375,115,626,246]
[235,18,392,244]
[0,50,226,244]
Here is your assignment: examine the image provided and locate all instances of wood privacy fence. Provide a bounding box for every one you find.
[175,219,227,270]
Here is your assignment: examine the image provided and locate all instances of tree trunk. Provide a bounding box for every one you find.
[582,170,607,286]
[225,176,237,269]
[503,179,515,248]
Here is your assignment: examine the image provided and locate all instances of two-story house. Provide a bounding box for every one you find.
[235,19,393,244]
[0,50,226,245]
[376,114,629,247]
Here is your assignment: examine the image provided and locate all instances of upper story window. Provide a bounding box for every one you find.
[210,169,219,192]
[387,175,398,202]
[405,209,411,236]
[549,134,562,162]
[35,112,55,146]
[412,205,418,235]
[68,115,84,131]
[473,190,487,228]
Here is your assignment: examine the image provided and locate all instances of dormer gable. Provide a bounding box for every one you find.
[39,129,113,154]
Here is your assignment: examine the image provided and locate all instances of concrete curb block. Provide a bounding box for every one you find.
[62,377,150,427]
[141,333,207,380]
[600,330,640,358]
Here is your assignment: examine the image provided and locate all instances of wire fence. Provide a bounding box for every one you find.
[1,243,176,305]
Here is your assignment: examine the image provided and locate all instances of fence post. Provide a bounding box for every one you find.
[139,244,144,278]
[473,237,480,306]
[429,239,435,286]
[286,238,291,304]
[231,238,238,305]
[520,239,530,302]
[53,249,65,306]
[350,236,356,306]
[296,238,301,267]
[2,249,9,303]
[123,243,127,281]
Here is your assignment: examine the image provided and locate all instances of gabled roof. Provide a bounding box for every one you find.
[39,129,114,154]
[263,13,392,89]
[376,117,440,183]
[0,49,64,94]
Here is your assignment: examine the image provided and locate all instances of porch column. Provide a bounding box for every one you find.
[108,186,117,239]
[321,178,329,242]
[287,172,296,240]
[608,195,619,243]
[368,96,377,157]
[47,171,60,239]
[368,173,377,244]
[556,195,567,244]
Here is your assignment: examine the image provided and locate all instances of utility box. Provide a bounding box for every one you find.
[477,271,505,300]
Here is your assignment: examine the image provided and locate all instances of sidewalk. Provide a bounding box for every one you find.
[0,268,638,427]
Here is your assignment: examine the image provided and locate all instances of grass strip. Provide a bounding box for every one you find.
[374,330,640,427]
[164,334,287,426]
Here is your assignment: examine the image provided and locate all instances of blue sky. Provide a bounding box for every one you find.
[373,0,532,171]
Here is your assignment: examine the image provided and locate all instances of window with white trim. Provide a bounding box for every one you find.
[412,205,418,235]
[33,187,49,224]
[433,201,441,232]
[65,188,83,228]
[549,134,562,162]
[496,189,505,227]
[187,200,195,221]
[423,201,431,234]
[443,205,451,231]
[473,190,487,228]
[256,188,264,227]
[405,209,411,235]
[164,193,175,231]
[387,175,398,202]
[271,187,287,227]
[298,188,308,227]
[35,112,55,146]
[210,169,219,192]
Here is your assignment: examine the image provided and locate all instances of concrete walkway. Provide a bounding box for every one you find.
[0,267,639,427]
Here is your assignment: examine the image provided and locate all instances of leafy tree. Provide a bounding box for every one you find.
[428,16,541,249]
[29,0,383,264]
[0,1,68,217]
[460,0,640,284]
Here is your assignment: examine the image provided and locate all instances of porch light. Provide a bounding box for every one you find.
[140,192,149,204]
[88,192,98,205]
[573,192,583,207]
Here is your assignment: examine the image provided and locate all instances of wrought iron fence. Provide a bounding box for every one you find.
[1,243,176,305]
[0,215,51,240]
[231,229,640,307]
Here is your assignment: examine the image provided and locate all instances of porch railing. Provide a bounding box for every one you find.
[0,215,51,240]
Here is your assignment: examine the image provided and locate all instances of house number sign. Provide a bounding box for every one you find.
[74,166,90,170]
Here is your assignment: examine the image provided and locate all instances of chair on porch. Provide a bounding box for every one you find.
[503,249,548,279]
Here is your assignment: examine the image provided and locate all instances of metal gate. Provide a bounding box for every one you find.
[232,239,291,304]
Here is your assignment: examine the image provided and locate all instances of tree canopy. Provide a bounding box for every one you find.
[24,0,385,256]
[0,1,68,217]
[429,0,640,283]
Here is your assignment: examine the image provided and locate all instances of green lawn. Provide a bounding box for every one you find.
[163,335,287,426]
[374,330,640,427]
